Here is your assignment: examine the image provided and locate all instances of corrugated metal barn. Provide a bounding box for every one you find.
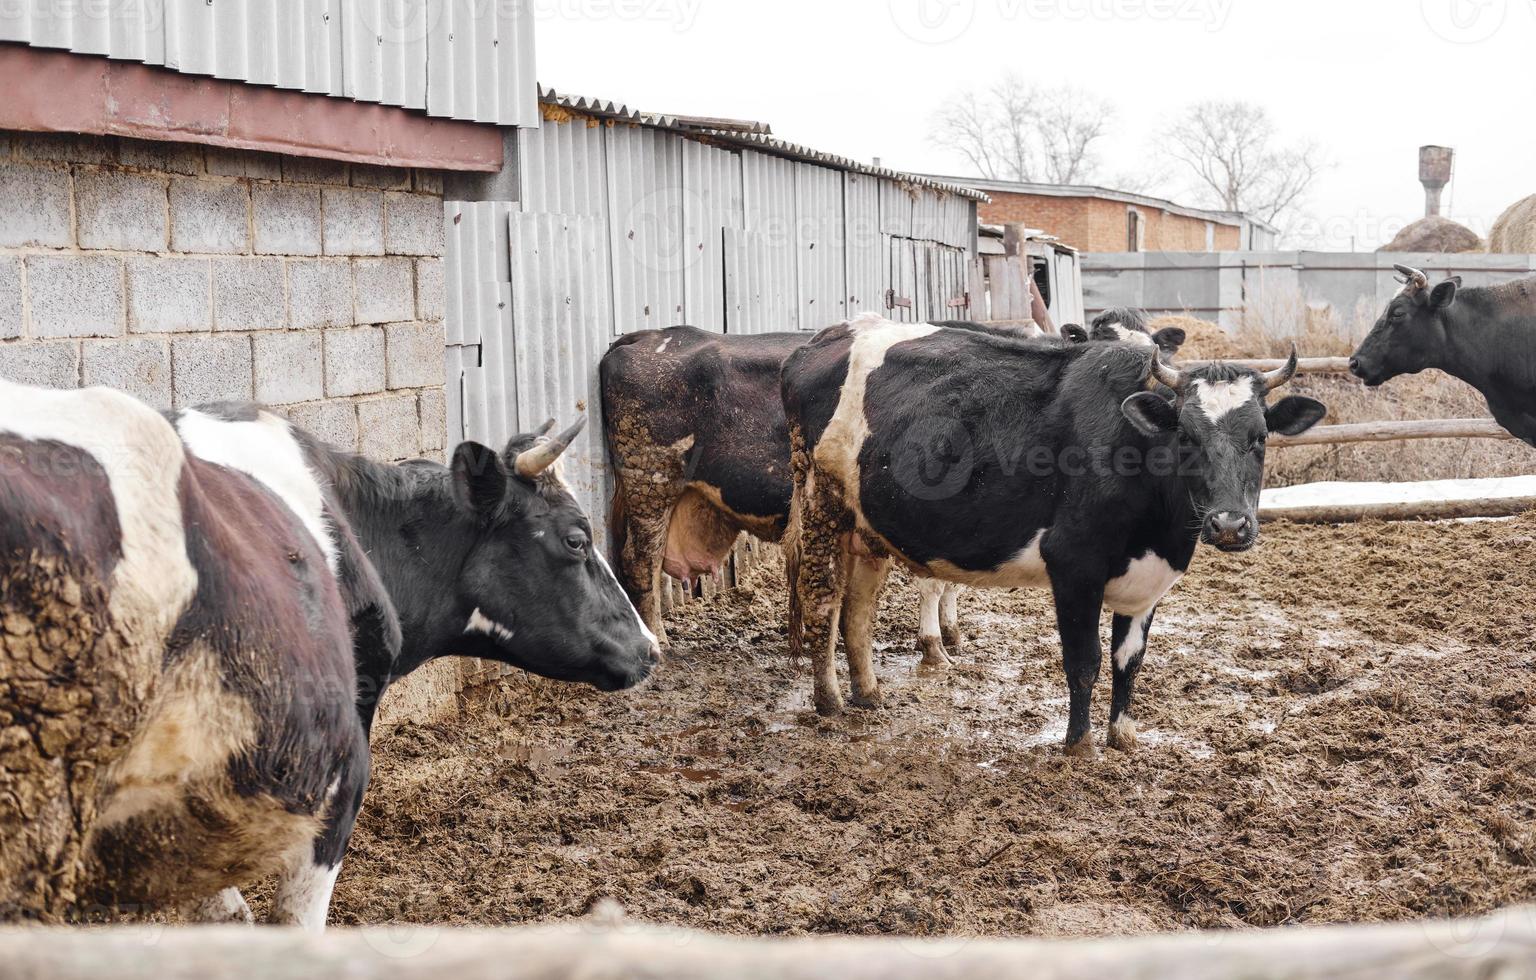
[444,89,988,532]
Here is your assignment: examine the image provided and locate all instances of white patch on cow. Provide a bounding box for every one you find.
[466,607,516,644]
[595,549,661,651]
[1191,377,1256,423]
[272,860,342,933]
[929,530,1050,590]
[0,380,199,645]
[1110,323,1152,347]
[655,337,672,354]
[941,583,961,624]
[815,316,942,497]
[1104,552,1182,617]
[176,409,338,572]
[1113,610,1151,672]
[184,887,254,924]
[916,578,945,642]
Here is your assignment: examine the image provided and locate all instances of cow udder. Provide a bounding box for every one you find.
[662,490,741,582]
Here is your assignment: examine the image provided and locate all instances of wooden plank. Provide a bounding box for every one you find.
[1269,418,1514,448]
[1182,356,1352,374]
[4,908,1535,979]
[1263,496,1536,524]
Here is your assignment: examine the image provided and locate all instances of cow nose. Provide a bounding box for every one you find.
[1348,356,1361,376]
[1205,512,1252,546]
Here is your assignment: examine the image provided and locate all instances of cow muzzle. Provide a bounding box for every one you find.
[1203,512,1257,552]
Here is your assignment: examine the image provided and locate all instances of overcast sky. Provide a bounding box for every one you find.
[536,0,1536,249]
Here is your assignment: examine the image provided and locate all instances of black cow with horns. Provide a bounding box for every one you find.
[782,313,1326,755]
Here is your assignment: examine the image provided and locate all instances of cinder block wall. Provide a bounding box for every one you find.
[0,130,463,729]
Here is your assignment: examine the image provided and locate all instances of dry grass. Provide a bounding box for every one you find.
[1152,291,1536,487]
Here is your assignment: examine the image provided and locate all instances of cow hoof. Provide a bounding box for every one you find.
[849,688,883,710]
[916,637,951,672]
[1107,717,1138,753]
[1063,736,1099,760]
[814,692,845,717]
[940,626,963,654]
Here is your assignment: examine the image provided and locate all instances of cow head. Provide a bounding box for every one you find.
[1090,308,1186,358]
[1120,351,1327,552]
[1348,264,1461,386]
[449,418,659,691]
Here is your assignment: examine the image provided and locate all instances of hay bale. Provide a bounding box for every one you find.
[1149,315,1247,360]
[1378,216,1483,254]
[1489,195,1536,253]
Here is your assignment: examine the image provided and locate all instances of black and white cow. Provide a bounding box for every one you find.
[0,383,656,928]
[1350,265,1536,446]
[781,313,1326,754]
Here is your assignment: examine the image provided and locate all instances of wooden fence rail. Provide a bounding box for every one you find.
[1184,355,1353,374]
[1269,418,1516,449]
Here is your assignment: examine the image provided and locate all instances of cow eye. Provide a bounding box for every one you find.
[564,531,589,553]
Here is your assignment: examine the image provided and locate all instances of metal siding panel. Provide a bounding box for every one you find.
[607,126,686,335]
[844,172,882,315]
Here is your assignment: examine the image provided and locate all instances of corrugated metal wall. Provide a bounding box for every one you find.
[0,0,535,126]
[445,114,980,548]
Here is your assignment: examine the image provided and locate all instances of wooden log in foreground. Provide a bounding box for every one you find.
[1269,418,1515,448]
[2,909,1535,980]
[1262,495,1536,525]
[1182,356,1352,374]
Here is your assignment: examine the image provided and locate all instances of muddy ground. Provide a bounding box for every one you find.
[333,517,1536,938]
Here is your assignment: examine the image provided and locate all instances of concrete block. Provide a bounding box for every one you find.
[76,168,168,252]
[324,326,386,397]
[253,184,322,256]
[16,133,114,164]
[171,334,253,407]
[213,257,286,331]
[120,139,204,176]
[0,163,72,247]
[286,399,358,451]
[354,257,416,324]
[414,170,444,195]
[352,164,412,191]
[0,258,20,340]
[385,321,446,390]
[83,337,172,409]
[416,258,445,322]
[323,188,384,256]
[282,155,349,185]
[206,147,282,180]
[419,388,446,452]
[384,192,444,256]
[253,332,324,405]
[170,178,251,254]
[0,341,78,389]
[358,394,421,461]
[128,257,211,334]
[288,259,353,330]
[27,255,124,338]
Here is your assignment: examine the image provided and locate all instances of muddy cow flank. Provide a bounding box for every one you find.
[0,384,655,929]
[782,313,1325,754]
[1351,265,1536,446]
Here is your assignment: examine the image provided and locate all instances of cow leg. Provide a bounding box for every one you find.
[940,584,964,655]
[183,887,254,925]
[914,578,951,671]
[269,748,368,932]
[1107,607,1155,753]
[1050,580,1106,758]
[842,556,891,708]
[794,484,851,717]
[617,496,674,647]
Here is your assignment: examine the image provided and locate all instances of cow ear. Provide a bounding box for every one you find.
[1121,392,1179,436]
[1062,323,1088,344]
[1266,396,1327,437]
[450,441,507,515]
[1430,277,1459,310]
[1152,327,1186,355]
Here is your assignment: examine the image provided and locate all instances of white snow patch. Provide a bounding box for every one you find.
[1261,475,1536,512]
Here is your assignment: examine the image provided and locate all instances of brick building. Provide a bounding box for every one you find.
[928,176,1278,253]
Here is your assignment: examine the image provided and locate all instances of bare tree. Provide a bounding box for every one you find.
[930,76,1113,185]
[1164,100,1324,225]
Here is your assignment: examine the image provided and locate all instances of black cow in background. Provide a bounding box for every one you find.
[1350,265,1536,446]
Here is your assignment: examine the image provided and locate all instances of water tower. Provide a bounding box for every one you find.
[1419,145,1454,217]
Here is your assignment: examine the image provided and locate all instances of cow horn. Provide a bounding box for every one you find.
[1393,264,1428,292]
[1149,353,1185,392]
[530,418,557,438]
[514,416,587,479]
[1261,346,1299,393]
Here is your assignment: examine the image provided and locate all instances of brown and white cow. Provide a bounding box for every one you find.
[0,382,656,927]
